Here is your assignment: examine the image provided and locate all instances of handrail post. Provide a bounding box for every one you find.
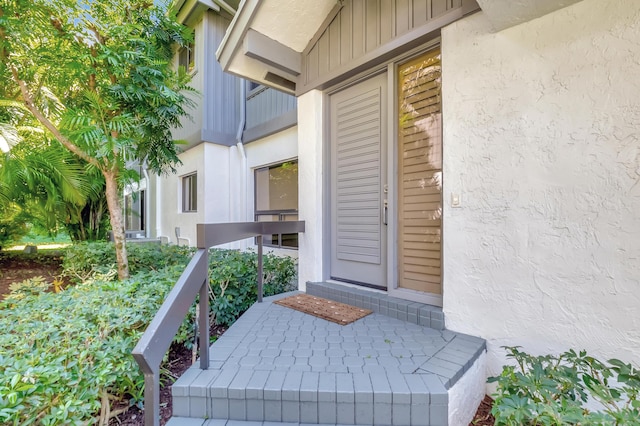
[257,235,263,303]
[143,370,159,426]
[199,248,210,369]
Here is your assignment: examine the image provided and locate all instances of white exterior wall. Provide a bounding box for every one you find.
[448,351,487,426]
[297,90,326,291]
[156,143,231,246]
[442,0,640,384]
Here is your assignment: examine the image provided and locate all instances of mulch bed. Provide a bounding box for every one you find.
[0,251,67,299]
[275,294,372,325]
[470,395,496,425]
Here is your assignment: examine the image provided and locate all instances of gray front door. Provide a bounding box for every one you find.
[330,73,387,289]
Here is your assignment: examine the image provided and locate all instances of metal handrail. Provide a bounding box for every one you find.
[132,221,305,426]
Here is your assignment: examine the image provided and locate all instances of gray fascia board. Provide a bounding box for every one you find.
[200,129,237,146]
[216,0,260,70]
[175,0,220,25]
[242,109,297,144]
[244,29,301,76]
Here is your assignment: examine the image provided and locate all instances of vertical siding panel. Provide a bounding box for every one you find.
[365,0,379,53]
[395,0,410,35]
[431,0,448,17]
[413,0,428,28]
[340,3,352,64]
[318,32,330,76]
[329,13,341,72]
[351,0,365,59]
[271,89,276,126]
[307,44,319,83]
[380,0,393,44]
[271,90,285,117]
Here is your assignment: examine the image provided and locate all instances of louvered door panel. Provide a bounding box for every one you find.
[331,73,387,288]
[398,49,443,295]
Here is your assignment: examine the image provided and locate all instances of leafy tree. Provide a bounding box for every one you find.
[0,0,193,279]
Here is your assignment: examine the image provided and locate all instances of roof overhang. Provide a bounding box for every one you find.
[216,0,336,94]
[217,0,584,93]
[170,0,240,26]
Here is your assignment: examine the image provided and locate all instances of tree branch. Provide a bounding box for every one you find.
[10,66,100,168]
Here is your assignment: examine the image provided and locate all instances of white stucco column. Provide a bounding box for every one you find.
[297,90,325,291]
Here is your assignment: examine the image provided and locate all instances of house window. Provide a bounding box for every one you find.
[178,42,195,73]
[182,173,197,212]
[125,190,145,232]
[254,161,298,248]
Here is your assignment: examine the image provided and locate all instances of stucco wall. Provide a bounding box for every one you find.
[156,143,231,246]
[297,90,326,291]
[442,0,640,383]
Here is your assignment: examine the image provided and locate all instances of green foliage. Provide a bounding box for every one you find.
[0,209,28,250]
[6,276,51,300]
[63,243,298,327]
[0,243,296,424]
[0,268,185,425]
[1,0,196,278]
[62,241,195,282]
[208,249,297,326]
[489,346,640,425]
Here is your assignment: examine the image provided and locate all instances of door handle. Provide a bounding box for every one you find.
[383,200,388,225]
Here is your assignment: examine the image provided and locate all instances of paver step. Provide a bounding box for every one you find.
[166,419,397,425]
[170,290,485,426]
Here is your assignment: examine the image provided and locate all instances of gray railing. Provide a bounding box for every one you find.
[132,221,305,426]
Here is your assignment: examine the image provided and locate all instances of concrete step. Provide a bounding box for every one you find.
[170,290,486,426]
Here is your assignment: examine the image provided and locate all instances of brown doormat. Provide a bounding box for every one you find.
[274,294,372,325]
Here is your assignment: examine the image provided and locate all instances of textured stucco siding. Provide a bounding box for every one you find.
[448,350,487,426]
[442,0,640,382]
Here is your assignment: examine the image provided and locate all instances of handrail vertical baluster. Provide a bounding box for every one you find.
[257,235,263,303]
[199,251,210,369]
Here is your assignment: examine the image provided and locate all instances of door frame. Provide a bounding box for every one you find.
[321,39,443,307]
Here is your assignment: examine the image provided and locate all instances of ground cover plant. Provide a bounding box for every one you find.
[489,346,640,425]
[0,243,296,425]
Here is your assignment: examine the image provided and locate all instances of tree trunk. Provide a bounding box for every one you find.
[104,170,129,280]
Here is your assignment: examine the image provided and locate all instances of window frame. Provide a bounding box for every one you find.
[178,42,195,74]
[182,173,197,213]
[254,160,299,249]
[125,189,145,232]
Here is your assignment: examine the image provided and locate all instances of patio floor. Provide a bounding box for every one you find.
[169,283,486,426]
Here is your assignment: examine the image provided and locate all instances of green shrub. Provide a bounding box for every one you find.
[208,249,296,326]
[0,215,28,251]
[63,243,297,327]
[0,243,296,424]
[7,276,51,300]
[0,267,184,425]
[62,242,195,282]
[489,346,640,425]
